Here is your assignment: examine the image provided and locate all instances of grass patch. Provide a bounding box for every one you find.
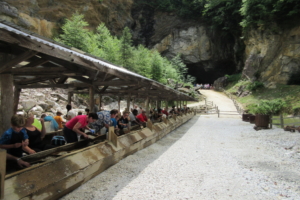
[225,82,300,115]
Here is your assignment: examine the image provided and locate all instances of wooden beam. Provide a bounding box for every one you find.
[18,84,69,89]
[94,80,135,86]
[71,76,93,85]
[118,96,121,112]
[0,149,6,200]
[68,92,73,105]
[57,76,68,84]
[11,67,71,75]
[13,87,21,114]
[89,86,95,112]
[145,97,149,117]
[0,50,37,73]
[127,94,131,111]
[22,58,49,68]
[98,86,108,94]
[0,74,14,136]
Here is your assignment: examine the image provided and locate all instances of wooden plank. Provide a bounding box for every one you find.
[0,50,37,73]
[108,127,118,147]
[0,149,6,200]
[146,119,153,131]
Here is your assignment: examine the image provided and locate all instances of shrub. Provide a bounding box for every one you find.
[225,73,241,83]
[248,99,289,115]
[247,81,264,91]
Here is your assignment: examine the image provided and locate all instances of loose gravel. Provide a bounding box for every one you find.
[61,91,300,200]
[61,115,300,200]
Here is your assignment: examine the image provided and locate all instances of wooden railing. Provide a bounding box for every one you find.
[271,114,300,129]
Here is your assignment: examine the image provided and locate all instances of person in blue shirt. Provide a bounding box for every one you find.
[41,114,59,131]
[0,115,33,157]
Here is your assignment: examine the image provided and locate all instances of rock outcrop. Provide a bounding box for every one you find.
[242,26,300,84]
[0,0,300,85]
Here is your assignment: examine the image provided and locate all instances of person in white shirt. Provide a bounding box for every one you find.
[66,104,76,122]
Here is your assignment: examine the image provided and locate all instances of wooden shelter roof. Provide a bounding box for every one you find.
[0,20,197,101]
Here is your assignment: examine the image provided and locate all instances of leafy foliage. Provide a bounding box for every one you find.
[55,13,195,87]
[248,99,289,115]
[225,73,242,83]
[246,81,264,91]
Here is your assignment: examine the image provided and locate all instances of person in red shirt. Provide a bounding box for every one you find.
[136,111,148,123]
[161,107,169,116]
[63,113,98,143]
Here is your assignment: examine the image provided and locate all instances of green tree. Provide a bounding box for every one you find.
[151,51,163,82]
[55,13,90,52]
[120,27,134,70]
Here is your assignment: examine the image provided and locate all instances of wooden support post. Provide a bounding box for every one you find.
[145,97,150,117]
[270,114,273,129]
[132,98,135,109]
[98,95,102,111]
[0,149,6,199]
[108,127,118,147]
[118,96,121,112]
[146,119,153,131]
[176,101,179,109]
[280,113,284,128]
[127,94,131,111]
[67,92,73,105]
[13,87,21,114]
[89,86,95,112]
[180,101,182,109]
[0,74,14,136]
[172,114,177,121]
[217,107,220,118]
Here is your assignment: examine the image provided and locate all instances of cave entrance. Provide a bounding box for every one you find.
[186,60,237,84]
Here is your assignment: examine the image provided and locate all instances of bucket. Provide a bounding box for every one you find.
[249,115,256,124]
[255,114,270,128]
[242,114,251,122]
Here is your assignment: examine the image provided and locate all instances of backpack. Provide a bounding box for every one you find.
[51,136,66,146]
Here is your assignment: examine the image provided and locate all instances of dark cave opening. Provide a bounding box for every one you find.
[187,60,237,84]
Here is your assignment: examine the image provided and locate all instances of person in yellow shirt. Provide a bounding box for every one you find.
[54,111,65,129]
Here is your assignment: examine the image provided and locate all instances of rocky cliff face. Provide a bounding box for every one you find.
[0,0,299,85]
[242,26,300,85]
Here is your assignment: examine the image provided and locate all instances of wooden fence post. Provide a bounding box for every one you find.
[280,114,284,128]
[0,149,6,199]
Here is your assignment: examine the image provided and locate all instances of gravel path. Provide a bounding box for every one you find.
[61,91,300,200]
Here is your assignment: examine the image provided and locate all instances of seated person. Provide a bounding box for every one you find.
[78,111,82,115]
[93,109,118,134]
[162,107,169,117]
[169,106,177,115]
[66,104,76,122]
[41,113,59,131]
[129,109,142,126]
[118,111,130,135]
[85,108,90,115]
[0,115,33,157]
[63,113,98,143]
[156,108,163,121]
[54,111,65,129]
[136,111,148,123]
[25,113,55,153]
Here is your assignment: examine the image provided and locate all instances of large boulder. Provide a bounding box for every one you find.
[21,100,36,111]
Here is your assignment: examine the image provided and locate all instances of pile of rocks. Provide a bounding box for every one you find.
[18,88,88,117]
